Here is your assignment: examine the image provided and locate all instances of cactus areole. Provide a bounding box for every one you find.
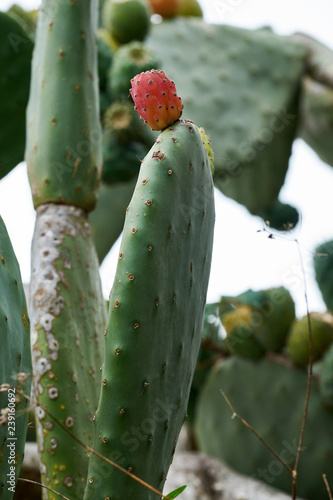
[130,69,184,131]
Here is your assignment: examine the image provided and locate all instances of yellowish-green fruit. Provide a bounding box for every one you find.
[177,0,202,17]
[286,312,333,367]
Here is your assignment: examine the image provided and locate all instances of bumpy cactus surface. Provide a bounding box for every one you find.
[84,119,215,500]
[0,216,31,498]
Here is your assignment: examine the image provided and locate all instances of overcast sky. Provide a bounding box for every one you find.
[0,0,332,316]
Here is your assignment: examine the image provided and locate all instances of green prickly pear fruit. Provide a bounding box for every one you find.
[314,240,333,312]
[223,305,265,359]
[177,0,203,17]
[84,119,215,500]
[109,41,160,100]
[7,4,37,40]
[286,312,333,367]
[232,287,295,352]
[251,200,299,231]
[103,0,151,45]
[0,215,32,497]
[198,127,214,173]
[103,100,154,145]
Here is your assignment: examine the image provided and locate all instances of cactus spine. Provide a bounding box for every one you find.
[84,120,215,499]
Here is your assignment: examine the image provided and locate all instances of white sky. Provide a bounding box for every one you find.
[0,0,333,316]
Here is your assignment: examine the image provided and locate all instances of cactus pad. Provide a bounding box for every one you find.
[146,19,307,212]
[84,120,215,499]
[0,215,31,497]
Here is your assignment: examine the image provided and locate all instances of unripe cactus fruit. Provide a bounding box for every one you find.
[286,312,333,367]
[130,69,184,130]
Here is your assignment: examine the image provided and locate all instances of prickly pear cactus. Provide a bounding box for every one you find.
[0,13,33,179]
[146,18,307,214]
[0,216,31,498]
[84,120,215,500]
[195,356,333,499]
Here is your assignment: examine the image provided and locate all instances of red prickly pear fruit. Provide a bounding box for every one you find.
[148,0,179,18]
[130,69,184,131]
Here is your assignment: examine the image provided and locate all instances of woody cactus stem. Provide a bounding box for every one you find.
[25,1,106,499]
[84,120,215,500]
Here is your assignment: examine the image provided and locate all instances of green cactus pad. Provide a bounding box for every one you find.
[146,19,307,213]
[30,205,107,499]
[25,0,102,211]
[286,312,333,368]
[102,0,151,45]
[299,77,333,168]
[109,41,160,100]
[0,215,31,498]
[90,178,137,263]
[0,13,33,179]
[251,200,299,231]
[84,120,215,500]
[195,356,333,499]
